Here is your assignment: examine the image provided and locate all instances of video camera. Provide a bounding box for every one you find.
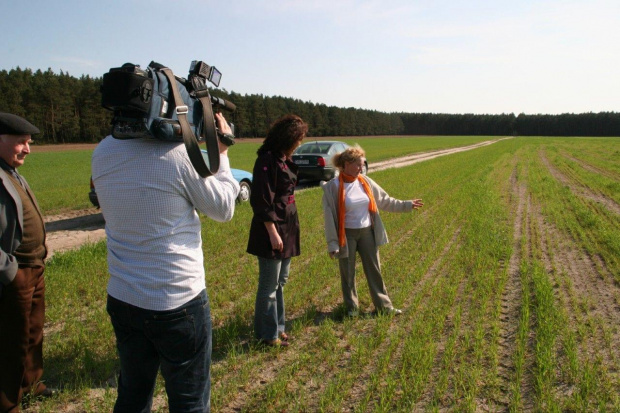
[101,59,236,176]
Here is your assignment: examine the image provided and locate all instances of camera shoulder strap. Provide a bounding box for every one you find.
[196,92,222,175]
[160,68,220,178]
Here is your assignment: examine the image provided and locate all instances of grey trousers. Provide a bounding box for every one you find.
[338,226,393,312]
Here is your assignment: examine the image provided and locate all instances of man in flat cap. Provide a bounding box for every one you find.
[0,113,53,412]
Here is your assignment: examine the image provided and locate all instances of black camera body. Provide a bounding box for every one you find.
[189,60,222,87]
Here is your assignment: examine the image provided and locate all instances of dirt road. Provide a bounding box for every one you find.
[44,208,105,257]
[44,138,508,256]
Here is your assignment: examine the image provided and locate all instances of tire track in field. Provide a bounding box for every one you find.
[532,197,620,399]
[560,151,620,182]
[356,227,461,411]
[345,227,462,412]
[494,167,528,410]
[285,214,459,412]
[303,210,453,412]
[411,230,473,410]
[519,187,540,411]
[540,151,620,216]
[214,324,342,412]
[429,244,503,410]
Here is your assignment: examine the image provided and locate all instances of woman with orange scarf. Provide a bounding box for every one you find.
[321,145,423,316]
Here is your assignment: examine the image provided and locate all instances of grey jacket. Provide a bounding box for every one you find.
[321,176,413,259]
[0,168,36,290]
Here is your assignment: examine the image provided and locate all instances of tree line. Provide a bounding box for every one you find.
[1,67,618,143]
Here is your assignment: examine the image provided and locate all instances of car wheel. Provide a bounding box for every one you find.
[361,162,368,175]
[237,181,251,203]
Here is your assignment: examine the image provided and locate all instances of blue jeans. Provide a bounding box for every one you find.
[106,290,212,413]
[254,257,290,341]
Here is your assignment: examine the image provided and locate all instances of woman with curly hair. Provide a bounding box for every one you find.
[247,114,308,347]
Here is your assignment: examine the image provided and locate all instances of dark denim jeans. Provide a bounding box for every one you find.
[254,257,290,341]
[107,290,212,413]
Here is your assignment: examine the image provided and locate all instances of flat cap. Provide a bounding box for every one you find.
[0,112,40,135]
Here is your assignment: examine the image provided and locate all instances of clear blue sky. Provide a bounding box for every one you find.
[2,0,619,115]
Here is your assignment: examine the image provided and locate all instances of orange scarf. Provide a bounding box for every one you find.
[338,173,378,247]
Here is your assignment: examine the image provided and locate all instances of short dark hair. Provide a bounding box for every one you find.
[257,114,308,155]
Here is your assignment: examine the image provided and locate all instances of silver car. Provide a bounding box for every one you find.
[292,141,367,182]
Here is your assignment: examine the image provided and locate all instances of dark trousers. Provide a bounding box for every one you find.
[0,266,46,413]
[107,290,212,413]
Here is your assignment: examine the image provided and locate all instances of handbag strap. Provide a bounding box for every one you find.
[160,68,220,178]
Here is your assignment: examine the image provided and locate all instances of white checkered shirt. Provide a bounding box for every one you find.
[92,136,240,310]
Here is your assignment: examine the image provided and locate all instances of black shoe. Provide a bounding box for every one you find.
[36,387,58,399]
[259,338,289,348]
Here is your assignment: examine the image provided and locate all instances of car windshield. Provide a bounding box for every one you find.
[295,142,333,155]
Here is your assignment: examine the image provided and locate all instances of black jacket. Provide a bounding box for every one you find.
[246,151,300,259]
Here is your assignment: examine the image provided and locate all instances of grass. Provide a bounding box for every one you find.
[21,149,96,213]
[23,136,620,411]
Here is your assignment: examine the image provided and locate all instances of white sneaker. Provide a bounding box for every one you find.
[382,308,402,316]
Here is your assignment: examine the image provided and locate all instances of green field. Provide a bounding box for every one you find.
[24,136,620,412]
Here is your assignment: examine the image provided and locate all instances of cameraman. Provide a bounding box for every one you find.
[91,112,239,413]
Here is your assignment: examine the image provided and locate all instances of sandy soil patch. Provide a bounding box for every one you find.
[44,208,105,257]
[369,138,509,173]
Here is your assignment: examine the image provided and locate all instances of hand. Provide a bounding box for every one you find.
[215,112,233,154]
[215,112,232,135]
[264,221,283,252]
[329,250,339,259]
[269,231,284,252]
[412,199,424,209]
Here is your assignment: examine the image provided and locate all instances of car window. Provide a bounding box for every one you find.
[296,142,332,154]
[328,143,340,154]
[297,143,317,154]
